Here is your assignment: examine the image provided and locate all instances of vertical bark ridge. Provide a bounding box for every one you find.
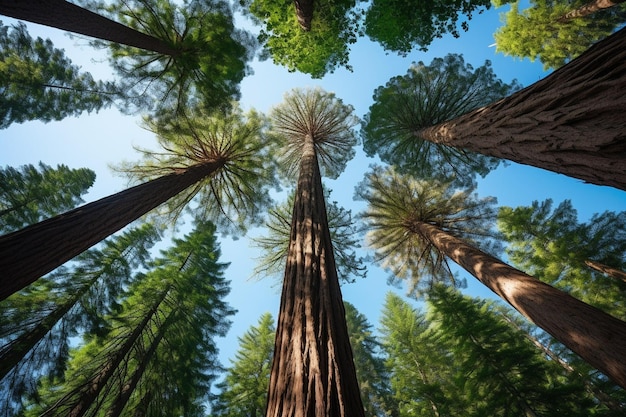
[265,138,364,417]
[415,220,626,389]
[418,27,626,190]
[0,160,223,301]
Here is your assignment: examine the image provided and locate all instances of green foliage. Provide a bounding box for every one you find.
[240,0,363,77]
[251,188,366,283]
[212,313,275,417]
[427,285,597,417]
[498,199,626,320]
[90,0,256,116]
[364,0,494,54]
[362,54,519,187]
[356,165,500,296]
[270,87,359,180]
[118,105,279,236]
[0,21,117,129]
[0,223,160,416]
[0,162,96,233]
[494,0,626,69]
[26,220,234,417]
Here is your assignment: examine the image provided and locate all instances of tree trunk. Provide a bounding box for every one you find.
[0,0,179,56]
[413,220,626,389]
[40,287,170,417]
[558,0,626,21]
[0,160,223,301]
[418,27,626,190]
[584,259,626,283]
[293,0,313,31]
[265,136,365,417]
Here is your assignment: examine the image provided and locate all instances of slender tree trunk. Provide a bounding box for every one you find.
[418,27,626,190]
[584,259,626,283]
[265,136,365,417]
[0,160,223,301]
[293,0,313,31]
[0,0,180,56]
[558,0,626,21]
[412,220,626,389]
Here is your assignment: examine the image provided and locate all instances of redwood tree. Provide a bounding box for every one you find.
[358,166,626,389]
[265,88,365,417]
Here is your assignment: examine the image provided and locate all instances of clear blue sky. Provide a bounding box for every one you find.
[1,3,625,372]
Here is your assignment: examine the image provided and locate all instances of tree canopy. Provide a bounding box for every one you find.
[0,21,117,129]
[362,54,520,187]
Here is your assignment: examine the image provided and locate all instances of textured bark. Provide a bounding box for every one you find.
[418,27,626,190]
[41,288,170,417]
[265,137,365,417]
[559,0,626,21]
[584,259,626,282]
[293,0,313,31]
[0,160,223,301]
[413,221,626,389]
[0,0,179,56]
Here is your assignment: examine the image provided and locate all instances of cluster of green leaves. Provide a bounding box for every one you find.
[495,0,626,69]
[239,0,364,77]
[0,162,96,233]
[22,221,234,417]
[89,0,256,116]
[0,21,118,129]
[356,165,501,296]
[362,54,520,187]
[498,199,626,320]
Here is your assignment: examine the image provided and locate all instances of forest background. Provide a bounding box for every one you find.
[1,0,625,410]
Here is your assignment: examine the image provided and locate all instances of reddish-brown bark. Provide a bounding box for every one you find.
[0,160,223,301]
[413,220,626,389]
[293,0,313,31]
[265,137,364,417]
[419,27,626,191]
[0,0,179,56]
[584,259,626,283]
[559,0,626,21]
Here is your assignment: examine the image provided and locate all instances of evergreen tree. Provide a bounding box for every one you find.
[0,21,118,129]
[0,223,160,416]
[0,162,95,233]
[494,0,626,69]
[362,54,519,187]
[27,220,234,417]
[212,313,276,417]
[498,199,626,319]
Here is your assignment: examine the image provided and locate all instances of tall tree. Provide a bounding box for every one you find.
[28,220,234,417]
[0,162,95,233]
[417,27,626,190]
[251,189,366,283]
[427,285,596,417]
[0,106,276,301]
[357,166,626,388]
[239,0,362,77]
[494,0,626,69]
[0,22,118,129]
[0,223,159,416]
[212,313,276,417]
[498,199,626,319]
[265,88,365,417]
[362,54,520,187]
[364,0,495,54]
[379,292,460,417]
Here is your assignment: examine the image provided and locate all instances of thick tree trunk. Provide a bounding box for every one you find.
[293,0,313,31]
[0,160,223,301]
[0,0,179,56]
[584,259,626,283]
[265,136,365,417]
[413,221,626,389]
[559,0,626,21]
[418,27,626,191]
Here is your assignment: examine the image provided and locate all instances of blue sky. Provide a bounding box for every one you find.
[1,3,625,371]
